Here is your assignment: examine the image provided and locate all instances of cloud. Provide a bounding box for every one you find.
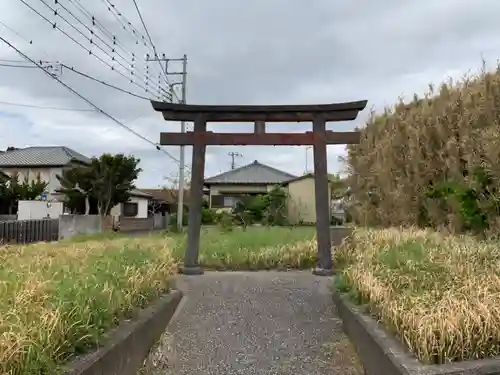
[0,0,499,186]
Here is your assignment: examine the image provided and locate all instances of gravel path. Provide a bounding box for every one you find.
[141,271,362,375]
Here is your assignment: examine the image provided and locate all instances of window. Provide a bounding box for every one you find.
[123,202,138,217]
[223,196,235,208]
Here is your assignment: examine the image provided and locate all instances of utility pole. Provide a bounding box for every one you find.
[146,53,187,231]
[228,152,242,170]
[304,146,313,174]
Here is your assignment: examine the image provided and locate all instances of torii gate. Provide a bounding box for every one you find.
[151,100,367,276]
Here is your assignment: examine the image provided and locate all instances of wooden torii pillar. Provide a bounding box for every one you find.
[151,101,367,276]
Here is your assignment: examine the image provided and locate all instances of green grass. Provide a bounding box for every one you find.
[169,226,317,270]
[334,227,500,364]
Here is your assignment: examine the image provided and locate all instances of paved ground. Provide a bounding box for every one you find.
[141,271,363,375]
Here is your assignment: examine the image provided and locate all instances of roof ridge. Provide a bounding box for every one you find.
[204,161,256,181]
[204,159,298,184]
[256,162,297,179]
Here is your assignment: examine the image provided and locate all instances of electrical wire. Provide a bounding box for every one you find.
[115,0,181,102]
[73,0,168,92]
[55,0,130,65]
[66,0,160,78]
[101,0,151,49]
[0,20,52,60]
[0,100,97,111]
[61,0,167,93]
[0,20,33,44]
[131,0,181,103]
[20,0,167,100]
[35,0,162,97]
[0,62,39,68]
[61,63,162,101]
[0,34,189,169]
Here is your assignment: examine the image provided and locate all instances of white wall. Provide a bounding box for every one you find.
[18,200,64,220]
[1,167,63,198]
[110,196,149,219]
[130,196,149,218]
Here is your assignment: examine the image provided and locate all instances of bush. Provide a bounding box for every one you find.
[168,212,188,231]
[217,210,234,232]
[201,207,218,225]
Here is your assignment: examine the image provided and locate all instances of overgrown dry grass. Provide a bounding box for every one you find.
[0,226,316,374]
[335,227,500,365]
[346,62,500,232]
[0,237,177,375]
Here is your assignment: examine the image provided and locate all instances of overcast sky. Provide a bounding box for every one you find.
[0,0,499,188]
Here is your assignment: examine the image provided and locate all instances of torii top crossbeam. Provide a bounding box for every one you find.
[150,100,367,122]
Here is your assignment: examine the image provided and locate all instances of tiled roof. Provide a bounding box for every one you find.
[138,188,211,203]
[204,160,297,185]
[138,188,189,203]
[128,189,153,199]
[0,146,90,167]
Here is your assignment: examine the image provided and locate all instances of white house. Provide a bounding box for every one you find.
[0,146,151,219]
[0,146,90,201]
[110,189,152,219]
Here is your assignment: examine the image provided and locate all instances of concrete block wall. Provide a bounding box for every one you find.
[120,217,154,232]
[59,215,102,240]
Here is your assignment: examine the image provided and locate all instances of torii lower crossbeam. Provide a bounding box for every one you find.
[151,100,367,276]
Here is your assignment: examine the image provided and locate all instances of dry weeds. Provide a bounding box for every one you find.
[0,227,317,374]
[335,227,500,364]
[0,236,178,375]
[346,62,500,232]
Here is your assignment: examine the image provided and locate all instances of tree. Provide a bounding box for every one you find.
[164,169,191,204]
[328,173,349,200]
[56,166,95,214]
[57,153,142,217]
[0,172,48,214]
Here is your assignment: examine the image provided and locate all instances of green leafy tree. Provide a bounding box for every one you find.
[57,153,142,217]
[56,166,95,214]
[0,172,48,214]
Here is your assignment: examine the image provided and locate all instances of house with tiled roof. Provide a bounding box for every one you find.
[204,160,334,224]
[0,146,91,201]
[0,146,152,219]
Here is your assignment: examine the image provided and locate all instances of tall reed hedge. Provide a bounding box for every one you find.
[346,63,500,234]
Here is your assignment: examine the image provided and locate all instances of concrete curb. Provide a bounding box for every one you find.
[64,289,183,375]
[333,291,500,375]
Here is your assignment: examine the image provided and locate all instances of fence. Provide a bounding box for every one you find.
[0,219,59,244]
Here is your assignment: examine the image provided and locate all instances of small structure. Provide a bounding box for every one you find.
[152,100,367,276]
[140,187,209,215]
[110,189,152,219]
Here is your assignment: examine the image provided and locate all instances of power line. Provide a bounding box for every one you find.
[0,100,97,112]
[20,0,167,100]
[0,34,189,169]
[130,0,180,102]
[101,0,151,49]
[97,0,167,83]
[0,20,32,44]
[35,0,154,88]
[0,62,39,68]
[66,0,163,80]
[61,64,157,101]
[61,0,167,93]
[0,20,52,60]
